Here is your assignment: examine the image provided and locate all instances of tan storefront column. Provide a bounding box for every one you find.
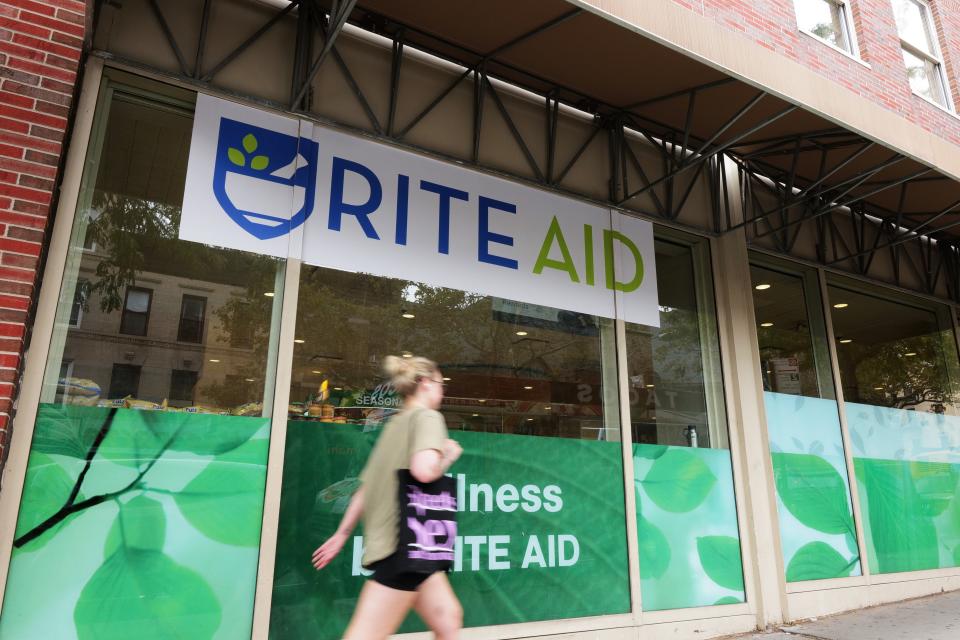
[712,180,787,628]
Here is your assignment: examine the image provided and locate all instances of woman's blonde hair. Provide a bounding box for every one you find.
[383,355,439,397]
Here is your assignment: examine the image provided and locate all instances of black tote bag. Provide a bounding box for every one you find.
[395,469,458,573]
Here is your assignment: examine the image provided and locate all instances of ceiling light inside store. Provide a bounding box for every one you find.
[840,339,853,344]
[516,331,528,336]
[442,377,451,381]
[402,352,412,358]
[755,284,771,290]
[245,378,255,382]
[545,406,551,410]
[478,399,486,403]
[874,387,884,390]
[312,370,321,374]
[527,418,534,422]
[760,322,774,327]
[264,292,275,297]
[833,303,849,309]
[209,359,220,363]
[294,339,305,344]
[402,312,415,319]
[472,413,479,417]
[646,384,655,388]
[905,352,917,357]
[333,387,342,391]
[523,385,533,390]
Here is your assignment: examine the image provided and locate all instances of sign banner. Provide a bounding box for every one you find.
[181,94,660,327]
[270,421,631,637]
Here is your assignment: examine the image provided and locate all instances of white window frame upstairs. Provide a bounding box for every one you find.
[794,0,863,60]
[892,0,954,111]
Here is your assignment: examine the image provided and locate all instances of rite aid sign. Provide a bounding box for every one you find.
[181,93,659,326]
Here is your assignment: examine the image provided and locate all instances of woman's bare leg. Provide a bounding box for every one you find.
[342,580,418,640]
[414,573,462,640]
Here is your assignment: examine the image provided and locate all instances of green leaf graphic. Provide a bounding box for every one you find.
[228,147,245,167]
[104,495,166,558]
[773,452,854,535]
[641,448,716,513]
[856,458,939,573]
[173,439,268,546]
[250,155,269,171]
[154,412,263,456]
[74,548,220,640]
[714,596,741,605]
[14,453,75,552]
[242,133,257,153]
[31,406,104,458]
[910,461,957,517]
[696,535,744,591]
[633,444,668,460]
[786,541,855,581]
[637,513,671,578]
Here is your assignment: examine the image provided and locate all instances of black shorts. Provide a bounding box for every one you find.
[365,552,435,592]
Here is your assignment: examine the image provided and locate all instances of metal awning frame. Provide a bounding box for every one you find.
[91,0,960,300]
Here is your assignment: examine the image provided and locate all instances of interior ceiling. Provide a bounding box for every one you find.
[349,0,960,231]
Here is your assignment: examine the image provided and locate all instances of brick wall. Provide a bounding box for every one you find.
[0,0,85,464]
[671,0,960,145]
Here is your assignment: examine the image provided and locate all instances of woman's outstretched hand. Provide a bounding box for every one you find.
[312,531,348,570]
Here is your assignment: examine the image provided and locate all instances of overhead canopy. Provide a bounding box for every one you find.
[347,0,960,240]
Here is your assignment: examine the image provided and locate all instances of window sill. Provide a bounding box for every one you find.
[797,29,870,69]
[911,91,959,121]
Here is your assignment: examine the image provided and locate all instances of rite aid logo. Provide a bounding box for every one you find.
[212,117,319,240]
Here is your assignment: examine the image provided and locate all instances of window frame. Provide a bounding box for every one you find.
[176,293,207,343]
[794,0,861,59]
[892,0,954,110]
[119,286,153,337]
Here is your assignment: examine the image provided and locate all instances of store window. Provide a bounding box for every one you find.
[795,0,857,54]
[892,0,952,108]
[626,237,745,610]
[0,75,285,640]
[270,267,630,637]
[177,294,207,343]
[827,279,960,575]
[119,286,152,336]
[751,259,861,582]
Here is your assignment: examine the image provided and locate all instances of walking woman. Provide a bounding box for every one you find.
[312,355,464,639]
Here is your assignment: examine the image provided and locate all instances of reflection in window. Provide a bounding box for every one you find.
[44,86,284,416]
[828,282,960,414]
[119,286,152,336]
[108,363,141,398]
[795,0,854,52]
[625,239,726,448]
[69,278,87,327]
[891,0,951,108]
[751,263,834,399]
[177,294,207,343]
[288,267,620,440]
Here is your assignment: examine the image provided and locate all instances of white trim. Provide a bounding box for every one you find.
[792,0,864,62]
[893,0,955,111]
[250,258,301,639]
[0,57,105,615]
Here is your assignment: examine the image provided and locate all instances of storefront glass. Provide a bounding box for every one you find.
[269,268,630,637]
[0,77,284,639]
[828,280,960,574]
[627,238,745,610]
[751,261,861,582]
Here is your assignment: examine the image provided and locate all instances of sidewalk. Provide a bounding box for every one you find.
[725,589,960,639]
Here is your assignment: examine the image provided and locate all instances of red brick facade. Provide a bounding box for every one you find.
[672,0,960,144]
[0,0,84,464]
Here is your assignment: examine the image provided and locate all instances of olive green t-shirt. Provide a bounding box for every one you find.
[359,408,448,566]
